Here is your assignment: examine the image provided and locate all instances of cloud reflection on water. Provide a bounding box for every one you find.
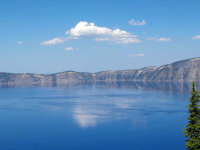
[73,106,107,128]
[72,97,147,128]
[0,81,190,128]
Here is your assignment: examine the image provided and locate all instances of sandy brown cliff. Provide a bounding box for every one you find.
[1,57,200,85]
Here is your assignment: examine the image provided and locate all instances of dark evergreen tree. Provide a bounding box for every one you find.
[182,81,200,150]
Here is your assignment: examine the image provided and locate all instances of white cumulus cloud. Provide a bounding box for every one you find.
[41,37,65,45]
[129,19,146,26]
[65,21,141,44]
[41,21,141,45]
[66,47,74,50]
[129,53,145,57]
[157,38,171,41]
[18,41,23,44]
[193,35,200,40]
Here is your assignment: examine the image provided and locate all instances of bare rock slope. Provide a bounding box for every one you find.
[1,57,200,85]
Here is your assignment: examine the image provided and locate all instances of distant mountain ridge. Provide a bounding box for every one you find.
[1,57,200,85]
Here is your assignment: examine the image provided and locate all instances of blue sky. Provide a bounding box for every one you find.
[1,0,200,74]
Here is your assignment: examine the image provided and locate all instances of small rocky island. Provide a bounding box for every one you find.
[1,57,200,86]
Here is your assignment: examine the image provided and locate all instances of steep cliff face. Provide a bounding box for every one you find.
[0,57,200,85]
[148,57,200,81]
[0,73,53,85]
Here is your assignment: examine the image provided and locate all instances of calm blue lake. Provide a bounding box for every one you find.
[0,81,195,150]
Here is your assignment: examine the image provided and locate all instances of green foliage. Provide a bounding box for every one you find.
[0,73,13,83]
[50,74,57,83]
[182,82,200,150]
[116,74,122,80]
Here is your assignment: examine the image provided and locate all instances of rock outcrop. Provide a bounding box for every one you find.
[1,57,200,85]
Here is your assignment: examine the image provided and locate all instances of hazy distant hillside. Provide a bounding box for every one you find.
[1,57,200,85]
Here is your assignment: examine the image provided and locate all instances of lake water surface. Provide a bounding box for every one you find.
[0,82,195,149]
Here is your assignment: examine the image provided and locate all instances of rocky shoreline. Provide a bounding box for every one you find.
[1,57,200,85]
